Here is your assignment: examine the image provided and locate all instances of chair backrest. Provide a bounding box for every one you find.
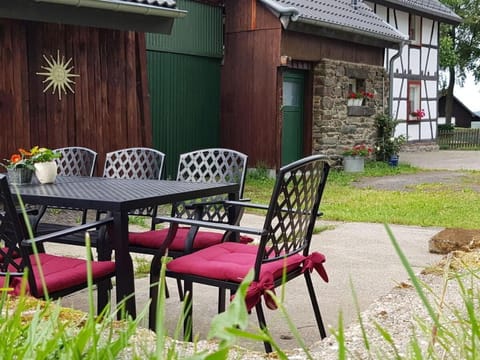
[103,147,165,180]
[173,148,248,222]
[55,146,97,177]
[254,155,330,278]
[0,175,30,287]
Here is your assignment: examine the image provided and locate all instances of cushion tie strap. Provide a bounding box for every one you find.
[302,252,329,282]
[244,272,276,311]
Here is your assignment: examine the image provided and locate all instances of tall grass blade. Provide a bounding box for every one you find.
[385,224,439,327]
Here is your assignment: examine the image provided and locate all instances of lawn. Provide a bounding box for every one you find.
[244,161,480,229]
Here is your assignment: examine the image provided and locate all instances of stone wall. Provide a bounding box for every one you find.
[312,59,389,158]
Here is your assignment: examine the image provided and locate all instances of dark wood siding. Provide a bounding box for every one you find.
[281,31,384,66]
[221,1,282,168]
[0,19,151,174]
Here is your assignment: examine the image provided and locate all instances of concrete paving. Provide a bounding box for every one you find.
[399,150,480,170]
[52,150,479,351]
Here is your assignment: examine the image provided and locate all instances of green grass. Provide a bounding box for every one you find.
[244,161,480,229]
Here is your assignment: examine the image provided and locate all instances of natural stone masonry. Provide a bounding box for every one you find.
[312,59,388,158]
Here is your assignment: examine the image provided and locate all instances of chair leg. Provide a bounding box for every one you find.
[183,280,193,342]
[304,271,327,338]
[255,302,273,353]
[218,288,226,313]
[176,278,184,301]
[149,271,160,331]
[97,279,111,315]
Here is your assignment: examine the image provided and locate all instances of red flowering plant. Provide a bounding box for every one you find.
[2,148,36,170]
[342,144,374,158]
[348,91,374,100]
[410,109,425,119]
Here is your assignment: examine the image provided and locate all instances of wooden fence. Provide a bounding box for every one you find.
[437,128,480,149]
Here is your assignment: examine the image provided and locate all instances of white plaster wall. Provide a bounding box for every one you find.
[409,47,421,75]
[425,48,437,76]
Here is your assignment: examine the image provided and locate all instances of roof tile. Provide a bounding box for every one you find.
[270,0,407,43]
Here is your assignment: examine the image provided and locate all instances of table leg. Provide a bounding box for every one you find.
[112,210,136,318]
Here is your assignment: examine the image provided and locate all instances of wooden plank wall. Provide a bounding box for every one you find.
[0,19,151,174]
[221,0,282,169]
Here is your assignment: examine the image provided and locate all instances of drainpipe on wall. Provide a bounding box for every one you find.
[258,0,299,29]
[387,42,406,117]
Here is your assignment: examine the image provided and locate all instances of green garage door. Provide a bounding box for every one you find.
[146,0,223,179]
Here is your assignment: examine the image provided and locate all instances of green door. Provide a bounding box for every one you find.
[281,71,305,166]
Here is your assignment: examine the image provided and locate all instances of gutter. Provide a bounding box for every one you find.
[34,0,187,18]
[258,0,299,28]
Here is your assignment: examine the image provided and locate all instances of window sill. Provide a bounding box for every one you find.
[347,106,375,117]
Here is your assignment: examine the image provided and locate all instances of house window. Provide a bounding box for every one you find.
[347,78,365,95]
[408,81,421,121]
[409,14,421,46]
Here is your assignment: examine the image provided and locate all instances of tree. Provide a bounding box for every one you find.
[439,0,480,125]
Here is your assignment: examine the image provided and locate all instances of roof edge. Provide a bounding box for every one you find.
[297,15,408,46]
[370,0,462,25]
[34,0,187,18]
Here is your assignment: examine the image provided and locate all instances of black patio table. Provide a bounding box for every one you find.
[12,176,239,318]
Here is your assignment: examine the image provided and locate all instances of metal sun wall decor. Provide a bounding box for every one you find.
[36,50,79,100]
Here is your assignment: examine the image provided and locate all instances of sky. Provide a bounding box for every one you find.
[453,73,480,113]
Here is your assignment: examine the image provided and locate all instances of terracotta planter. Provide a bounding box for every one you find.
[343,156,365,172]
[34,161,58,184]
[7,168,34,185]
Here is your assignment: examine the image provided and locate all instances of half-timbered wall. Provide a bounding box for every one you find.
[0,19,151,174]
[367,3,440,144]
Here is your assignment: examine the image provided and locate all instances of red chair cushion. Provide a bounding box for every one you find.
[129,227,253,251]
[166,242,305,282]
[5,253,115,297]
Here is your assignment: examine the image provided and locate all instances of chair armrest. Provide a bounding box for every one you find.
[21,217,113,246]
[184,197,251,210]
[225,200,324,217]
[154,215,266,237]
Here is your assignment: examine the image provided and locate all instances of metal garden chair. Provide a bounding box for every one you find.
[32,146,98,233]
[149,154,330,352]
[101,147,165,229]
[128,148,249,256]
[0,174,115,314]
[128,148,249,299]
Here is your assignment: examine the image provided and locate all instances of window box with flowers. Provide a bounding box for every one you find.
[342,144,373,172]
[347,91,374,107]
[409,108,425,122]
[2,147,61,185]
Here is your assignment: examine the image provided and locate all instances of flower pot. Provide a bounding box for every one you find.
[34,161,58,184]
[347,98,363,106]
[388,155,399,167]
[343,156,365,172]
[7,168,34,185]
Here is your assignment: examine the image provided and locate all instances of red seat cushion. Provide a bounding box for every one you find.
[166,242,305,282]
[5,253,115,297]
[129,227,253,251]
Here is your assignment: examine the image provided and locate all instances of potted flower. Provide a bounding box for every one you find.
[30,146,61,184]
[347,91,374,107]
[1,148,36,185]
[342,144,373,172]
[410,108,425,121]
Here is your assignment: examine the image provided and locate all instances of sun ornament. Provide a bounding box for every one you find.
[36,50,79,100]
